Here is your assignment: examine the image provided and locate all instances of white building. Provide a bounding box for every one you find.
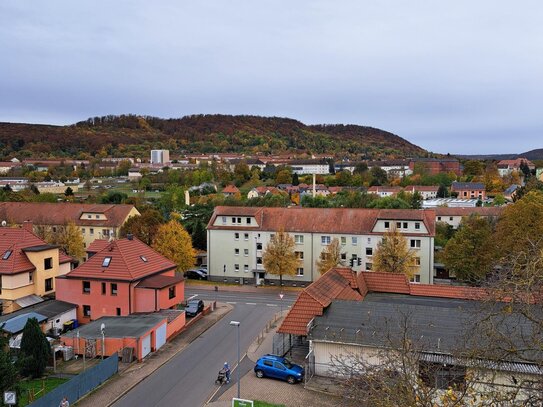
[150,150,170,165]
[207,206,436,285]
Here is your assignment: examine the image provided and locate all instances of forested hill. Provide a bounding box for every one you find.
[0,114,427,159]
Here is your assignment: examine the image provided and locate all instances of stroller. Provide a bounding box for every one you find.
[215,368,229,385]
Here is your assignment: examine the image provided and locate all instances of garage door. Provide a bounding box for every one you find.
[155,323,167,350]
[141,334,151,358]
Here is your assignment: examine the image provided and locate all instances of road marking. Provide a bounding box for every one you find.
[266,304,278,307]
[245,302,257,305]
[226,301,237,304]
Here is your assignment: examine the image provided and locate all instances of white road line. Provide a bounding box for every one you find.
[266,304,278,307]
[226,301,237,304]
[245,302,257,305]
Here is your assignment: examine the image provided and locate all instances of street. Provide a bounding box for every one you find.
[113,289,297,407]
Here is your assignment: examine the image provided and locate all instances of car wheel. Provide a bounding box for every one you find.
[255,370,264,378]
[287,376,296,384]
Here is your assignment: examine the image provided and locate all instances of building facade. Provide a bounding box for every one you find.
[207,207,436,285]
[451,182,486,200]
[150,149,170,165]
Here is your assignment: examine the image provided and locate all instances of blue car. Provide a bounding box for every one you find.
[254,354,304,384]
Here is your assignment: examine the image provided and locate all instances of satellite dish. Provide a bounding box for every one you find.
[1,220,6,227]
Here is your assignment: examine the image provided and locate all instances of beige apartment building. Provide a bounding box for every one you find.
[0,224,73,314]
[207,206,436,286]
[0,202,140,249]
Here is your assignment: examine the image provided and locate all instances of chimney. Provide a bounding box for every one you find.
[23,220,33,232]
[127,233,133,240]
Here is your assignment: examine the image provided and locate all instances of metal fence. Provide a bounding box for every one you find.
[29,354,118,407]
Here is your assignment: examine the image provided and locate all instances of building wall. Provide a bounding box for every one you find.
[25,247,62,296]
[134,288,155,312]
[166,312,186,339]
[157,280,184,309]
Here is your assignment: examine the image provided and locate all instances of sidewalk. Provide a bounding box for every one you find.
[186,280,304,294]
[75,303,233,406]
[206,312,341,407]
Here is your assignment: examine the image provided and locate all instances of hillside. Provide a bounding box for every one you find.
[457,148,543,161]
[0,114,427,159]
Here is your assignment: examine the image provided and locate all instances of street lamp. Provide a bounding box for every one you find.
[230,320,241,398]
[100,323,106,360]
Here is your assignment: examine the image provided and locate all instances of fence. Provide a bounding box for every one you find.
[29,354,118,407]
[254,312,281,347]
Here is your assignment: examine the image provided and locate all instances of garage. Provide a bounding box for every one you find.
[141,333,151,358]
[155,323,167,350]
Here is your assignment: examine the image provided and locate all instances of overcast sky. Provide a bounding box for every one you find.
[1,1,541,155]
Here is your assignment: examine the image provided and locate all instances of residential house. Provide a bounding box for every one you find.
[434,207,503,229]
[247,186,282,199]
[409,158,462,176]
[367,186,403,197]
[403,185,439,200]
[0,162,21,175]
[128,168,142,181]
[0,202,140,250]
[222,184,240,197]
[0,224,73,315]
[55,236,185,322]
[503,185,520,202]
[497,158,535,177]
[451,181,486,200]
[207,206,436,285]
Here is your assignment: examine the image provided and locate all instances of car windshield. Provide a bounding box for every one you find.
[282,359,293,369]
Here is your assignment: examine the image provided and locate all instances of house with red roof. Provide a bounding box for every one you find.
[56,236,185,323]
[0,223,74,314]
[222,184,240,197]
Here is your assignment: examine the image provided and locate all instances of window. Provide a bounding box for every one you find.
[296,267,304,276]
[321,236,331,245]
[415,274,421,283]
[103,229,110,237]
[169,286,176,299]
[83,281,91,294]
[44,257,53,270]
[87,214,92,219]
[384,221,390,229]
[101,282,106,295]
[90,228,94,235]
[419,362,466,390]
[341,252,347,261]
[449,217,453,221]
[410,239,421,249]
[140,256,148,262]
[246,218,251,224]
[403,222,408,229]
[231,217,236,223]
[366,247,373,256]
[352,237,358,246]
[29,272,33,283]
[366,263,373,271]
[244,233,249,240]
[415,257,421,266]
[244,264,249,272]
[111,283,118,296]
[256,257,262,264]
[83,305,91,317]
[341,236,346,245]
[234,264,240,272]
[256,242,263,250]
[295,251,304,260]
[295,235,304,244]
[52,226,57,232]
[237,217,242,224]
[102,257,112,267]
[367,238,371,244]
[116,307,121,316]
[2,250,12,260]
[45,278,53,292]
[396,222,401,229]
[95,215,100,219]
[81,228,86,234]
[222,216,227,224]
[234,233,239,240]
[235,248,240,256]
[437,216,442,221]
[244,249,249,257]
[264,360,273,367]
[415,222,420,230]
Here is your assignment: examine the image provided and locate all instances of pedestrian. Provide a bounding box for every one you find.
[223,362,231,383]
[59,396,69,407]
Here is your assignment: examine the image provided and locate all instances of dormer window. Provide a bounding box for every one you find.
[2,250,12,260]
[140,256,148,262]
[102,257,112,267]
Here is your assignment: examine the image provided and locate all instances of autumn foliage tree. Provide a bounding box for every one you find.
[57,221,85,259]
[317,238,343,274]
[120,209,165,245]
[152,219,195,273]
[262,230,300,287]
[373,227,416,278]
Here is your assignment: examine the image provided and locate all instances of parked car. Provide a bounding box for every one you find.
[254,354,304,384]
[185,299,204,317]
[184,269,208,280]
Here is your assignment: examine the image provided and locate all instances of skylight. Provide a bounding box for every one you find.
[2,250,12,260]
[102,257,112,267]
[140,256,148,262]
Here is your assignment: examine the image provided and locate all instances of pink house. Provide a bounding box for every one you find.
[56,236,185,323]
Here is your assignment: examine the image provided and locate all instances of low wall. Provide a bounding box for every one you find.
[29,354,118,407]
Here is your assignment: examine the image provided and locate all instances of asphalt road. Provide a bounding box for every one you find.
[113,290,297,407]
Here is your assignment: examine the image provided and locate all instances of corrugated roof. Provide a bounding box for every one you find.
[64,237,177,281]
[0,312,47,334]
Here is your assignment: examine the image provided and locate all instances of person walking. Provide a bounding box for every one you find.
[223,362,231,384]
[59,396,70,407]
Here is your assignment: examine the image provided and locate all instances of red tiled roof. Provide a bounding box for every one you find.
[0,203,138,228]
[222,185,240,193]
[0,228,50,275]
[363,272,411,294]
[209,207,436,236]
[409,284,486,300]
[64,237,177,281]
[59,251,75,264]
[137,273,184,289]
[86,239,110,253]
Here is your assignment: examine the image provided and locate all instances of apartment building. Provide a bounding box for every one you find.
[207,206,436,285]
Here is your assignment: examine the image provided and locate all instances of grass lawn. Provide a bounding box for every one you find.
[18,377,68,406]
[254,402,286,407]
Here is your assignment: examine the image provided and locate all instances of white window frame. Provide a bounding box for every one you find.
[410,239,421,249]
[294,235,304,244]
[321,236,331,245]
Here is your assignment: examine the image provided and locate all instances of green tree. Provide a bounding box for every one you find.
[369,167,388,186]
[233,161,251,185]
[19,317,51,378]
[353,162,368,175]
[441,215,495,282]
[0,337,19,398]
[316,238,343,274]
[462,160,484,177]
[101,191,128,204]
[437,184,448,198]
[64,186,74,196]
[191,220,207,251]
[275,168,292,185]
[292,172,300,186]
[120,208,165,245]
[373,228,417,278]
[116,159,132,176]
[434,221,455,248]
[262,230,300,287]
[152,219,196,273]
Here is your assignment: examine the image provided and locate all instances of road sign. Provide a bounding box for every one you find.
[232,398,253,407]
[4,391,16,406]
[279,293,284,300]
